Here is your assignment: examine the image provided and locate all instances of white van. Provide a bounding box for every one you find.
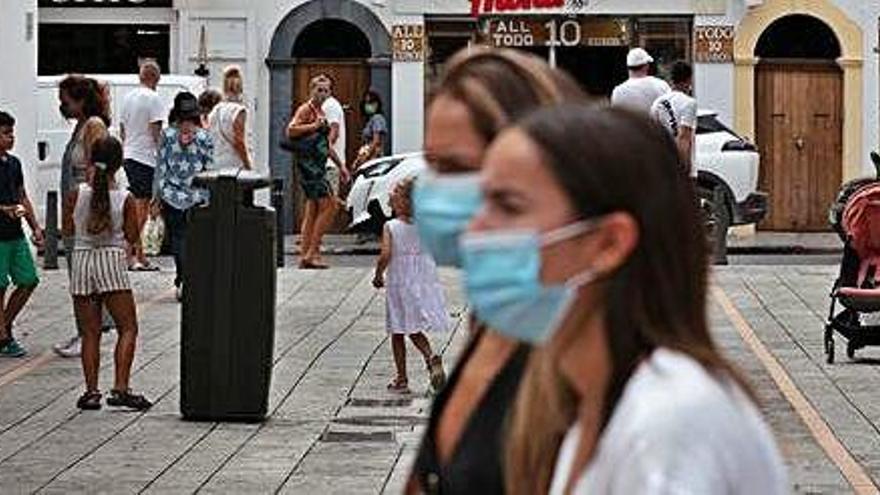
[34,74,206,222]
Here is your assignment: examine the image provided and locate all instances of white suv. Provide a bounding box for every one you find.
[695,110,768,232]
[347,111,767,235]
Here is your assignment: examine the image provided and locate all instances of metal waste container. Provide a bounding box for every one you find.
[180,169,277,422]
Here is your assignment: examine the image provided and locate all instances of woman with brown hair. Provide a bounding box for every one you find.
[458,105,786,494]
[63,135,151,411]
[407,47,586,494]
[54,75,114,358]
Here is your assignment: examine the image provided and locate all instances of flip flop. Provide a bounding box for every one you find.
[299,259,329,270]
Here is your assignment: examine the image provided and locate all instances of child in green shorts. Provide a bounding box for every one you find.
[0,111,44,357]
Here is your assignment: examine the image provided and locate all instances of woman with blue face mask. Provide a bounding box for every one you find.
[407,48,587,495]
[460,105,787,494]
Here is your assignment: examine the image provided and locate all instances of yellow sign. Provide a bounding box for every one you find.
[393,25,425,62]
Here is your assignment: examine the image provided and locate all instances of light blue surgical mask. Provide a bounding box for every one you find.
[459,221,599,344]
[413,171,482,267]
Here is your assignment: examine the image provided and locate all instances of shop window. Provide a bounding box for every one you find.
[635,18,692,79]
[39,24,169,75]
[756,15,841,59]
[425,17,479,84]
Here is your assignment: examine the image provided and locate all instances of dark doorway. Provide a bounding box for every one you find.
[756,15,841,59]
[293,19,372,59]
[291,19,376,233]
[556,46,629,97]
[39,23,170,75]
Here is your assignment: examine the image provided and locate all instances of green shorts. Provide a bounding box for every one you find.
[0,238,39,289]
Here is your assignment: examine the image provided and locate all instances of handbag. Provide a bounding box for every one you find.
[142,214,165,257]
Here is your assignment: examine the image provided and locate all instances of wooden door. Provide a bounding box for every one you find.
[291,61,371,233]
[755,61,843,231]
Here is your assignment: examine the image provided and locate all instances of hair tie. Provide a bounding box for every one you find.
[94,162,107,171]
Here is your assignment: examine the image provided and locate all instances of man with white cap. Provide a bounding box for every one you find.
[611,47,671,114]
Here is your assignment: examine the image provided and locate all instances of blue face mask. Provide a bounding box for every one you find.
[413,171,482,267]
[459,221,599,344]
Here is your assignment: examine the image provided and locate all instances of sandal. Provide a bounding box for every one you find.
[427,355,447,392]
[106,389,153,411]
[77,390,102,410]
[299,259,329,270]
[387,376,410,394]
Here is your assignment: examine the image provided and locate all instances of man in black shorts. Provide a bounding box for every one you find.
[119,60,163,271]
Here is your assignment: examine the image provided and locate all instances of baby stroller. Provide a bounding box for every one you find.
[824,152,880,363]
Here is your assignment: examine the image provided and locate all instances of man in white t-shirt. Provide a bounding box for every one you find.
[651,61,698,177]
[119,60,164,270]
[611,48,671,115]
[321,81,349,198]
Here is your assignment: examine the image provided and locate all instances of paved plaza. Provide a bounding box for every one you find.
[0,259,877,493]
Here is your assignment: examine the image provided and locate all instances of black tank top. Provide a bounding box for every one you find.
[412,331,531,494]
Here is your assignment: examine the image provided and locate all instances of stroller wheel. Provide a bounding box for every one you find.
[825,334,835,364]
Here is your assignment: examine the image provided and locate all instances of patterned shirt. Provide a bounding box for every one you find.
[154,127,213,210]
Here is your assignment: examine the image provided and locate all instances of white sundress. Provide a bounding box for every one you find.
[385,219,449,334]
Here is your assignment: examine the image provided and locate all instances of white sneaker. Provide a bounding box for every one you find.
[175,285,183,302]
[53,336,82,358]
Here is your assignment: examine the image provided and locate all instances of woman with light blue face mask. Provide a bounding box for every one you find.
[408,47,587,495]
[461,105,787,495]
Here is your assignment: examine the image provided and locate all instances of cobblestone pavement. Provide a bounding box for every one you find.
[0,259,875,494]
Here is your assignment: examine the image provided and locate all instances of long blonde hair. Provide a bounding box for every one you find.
[222,65,244,101]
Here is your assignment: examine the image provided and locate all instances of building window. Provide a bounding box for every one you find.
[634,17,693,79]
[425,17,479,86]
[39,23,170,75]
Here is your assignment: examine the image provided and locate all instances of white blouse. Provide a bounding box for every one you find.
[549,349,788,495]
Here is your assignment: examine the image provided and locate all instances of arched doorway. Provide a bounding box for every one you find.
[754,15,842,230]
[266,0,391,232]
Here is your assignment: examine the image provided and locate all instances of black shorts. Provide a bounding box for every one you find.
[124,159,155,200]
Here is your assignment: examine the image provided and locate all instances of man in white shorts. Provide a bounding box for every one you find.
[321,79,349,201]
[651,61,698,177]
[611,48,671,115]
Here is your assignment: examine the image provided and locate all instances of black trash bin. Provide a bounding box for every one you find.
[180,169,277,422]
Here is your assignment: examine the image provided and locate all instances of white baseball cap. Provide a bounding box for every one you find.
[626,47,654,68]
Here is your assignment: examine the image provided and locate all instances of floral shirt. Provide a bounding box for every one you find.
[154,127,213,210]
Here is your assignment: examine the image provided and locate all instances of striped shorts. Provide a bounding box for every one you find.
[70,247,131,296]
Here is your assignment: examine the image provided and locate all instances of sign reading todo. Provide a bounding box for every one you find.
[694,25,735,63]
[393,24,425,62]
[487,17,626,48]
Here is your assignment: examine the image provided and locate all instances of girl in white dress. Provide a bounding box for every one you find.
[373,178,448,394]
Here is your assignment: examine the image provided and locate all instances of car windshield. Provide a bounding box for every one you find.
[697,114,742,139]
[361,157,405,178]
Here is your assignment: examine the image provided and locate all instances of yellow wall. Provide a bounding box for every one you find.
[734,0,864,181]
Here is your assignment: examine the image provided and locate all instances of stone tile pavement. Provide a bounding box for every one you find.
[0,259,874,493]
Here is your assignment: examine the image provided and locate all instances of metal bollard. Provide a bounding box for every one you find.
[43,191,59,270]
[271,179,285,268]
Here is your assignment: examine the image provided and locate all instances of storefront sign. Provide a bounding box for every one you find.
[393,24,426,62]
[471,0,589,16]
[38,0,172,6]
[487,17,626,48]
[694,25,735,63]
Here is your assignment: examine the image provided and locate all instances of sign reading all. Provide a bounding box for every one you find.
[393,24,426,62]
[488,17,626,48]
[38,0,172,7]
[694,25,735,63]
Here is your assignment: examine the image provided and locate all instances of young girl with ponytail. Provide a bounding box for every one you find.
[62,135,152,411]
